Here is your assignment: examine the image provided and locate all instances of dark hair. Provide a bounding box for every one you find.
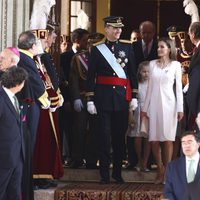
[189,22,200,39]
[137,61,149,82]
[46,24,55,35]
[158,37,177,60]
[181,131,200,142]
[18,31,36,50]
[71,28,89,43]
[131,29,140,34]
[1,66,28,88]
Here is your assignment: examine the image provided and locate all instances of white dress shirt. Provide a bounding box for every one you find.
[3,86,16,108]
[186,151,200,178]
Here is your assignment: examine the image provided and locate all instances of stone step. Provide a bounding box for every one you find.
[60,167,157,183]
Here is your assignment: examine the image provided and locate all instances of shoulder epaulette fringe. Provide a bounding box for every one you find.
[93,38,106,46]
[119,39,132,44]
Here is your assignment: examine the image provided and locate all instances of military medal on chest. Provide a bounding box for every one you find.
[117,50,128,68]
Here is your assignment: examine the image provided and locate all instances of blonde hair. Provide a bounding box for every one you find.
[137,61,150,82]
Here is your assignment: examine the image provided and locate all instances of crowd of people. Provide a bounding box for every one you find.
[0,15,200,200]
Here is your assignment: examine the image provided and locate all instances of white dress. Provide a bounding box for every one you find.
[142,60,183,141]
[127,81,148,137]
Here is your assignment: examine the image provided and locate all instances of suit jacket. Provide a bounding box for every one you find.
[60,49,75,82]
[18,51,48,150]
[86,39,137,111]
[60,49,75,102]
[163,156,200,200]
[132,39,158,70]
[183,179,200,200]
[186,45,200,115]
[18,52,46,106]
[0,87,24,169]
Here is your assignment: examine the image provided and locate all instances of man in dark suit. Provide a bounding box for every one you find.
[187,22,200,131]
[0,66,28,200]
[132,20,157,70]
[0,47,34,200]
[163,131,200,200]
[17,30,50,152]
[86,16,138,184]
[183,179,200,200]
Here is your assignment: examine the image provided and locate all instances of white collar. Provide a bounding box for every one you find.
[186,151,199,162]
[3,86,15,98]
[72,46,77,53]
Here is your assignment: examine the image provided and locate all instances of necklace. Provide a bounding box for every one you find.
[158,60,170,69]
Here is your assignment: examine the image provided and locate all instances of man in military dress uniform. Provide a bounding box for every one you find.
[69,32,104,169]
[86,16,138,184]
[31,29,64,188]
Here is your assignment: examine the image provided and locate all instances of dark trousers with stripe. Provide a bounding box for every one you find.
[97,110,128,180]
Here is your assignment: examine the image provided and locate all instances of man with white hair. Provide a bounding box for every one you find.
[0,47,20,72]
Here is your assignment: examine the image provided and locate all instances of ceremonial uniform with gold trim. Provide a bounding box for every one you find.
[86,38,137,182]
[33,55,64,179]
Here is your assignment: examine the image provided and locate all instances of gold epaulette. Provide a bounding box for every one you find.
[38,91,49,107]
[119,39,132,44]
[56,88,61,94]
[93,38,106,46]
[179,52,192,59]
[85,92,95,97]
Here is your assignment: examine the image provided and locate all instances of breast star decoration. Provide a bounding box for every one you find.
[117,50,128,68]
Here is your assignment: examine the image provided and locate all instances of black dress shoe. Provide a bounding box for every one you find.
[125,164,134,170]
[112,174,125,184]
[70,160,85,169]
[86,163,99,169]
[100,179,110,184]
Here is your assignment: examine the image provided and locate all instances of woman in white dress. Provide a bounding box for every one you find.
[141,37,184,184]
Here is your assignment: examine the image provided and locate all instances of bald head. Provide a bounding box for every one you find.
[139,21,155,44]
[0,48,20,72]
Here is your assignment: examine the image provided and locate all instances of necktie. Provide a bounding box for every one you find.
[143,44,148,59]
[13,95,20,115]
[187,159,195,183]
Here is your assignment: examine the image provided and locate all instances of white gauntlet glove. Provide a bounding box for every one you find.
[129,98,138,111]
[87,101,97,114]
[74,99,84,112]
[183,83,189,94]
[58,94,64,107]
[41,99,51,110]
[49,107,57,112]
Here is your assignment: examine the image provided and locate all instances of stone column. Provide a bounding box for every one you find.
[0,0,30,51]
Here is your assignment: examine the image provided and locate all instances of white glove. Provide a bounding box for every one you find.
[129,98,138,111]
[74,99,84,112]
[41,100,51,109]
[183,83,189,94]
[87,101,97,114]
[58,94,64,107]
[196,113,200,130]
[49,107,57,112]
